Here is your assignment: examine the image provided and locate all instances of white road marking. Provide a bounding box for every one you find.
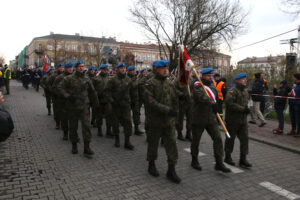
[259,182,300,200]
[183,148,206,156]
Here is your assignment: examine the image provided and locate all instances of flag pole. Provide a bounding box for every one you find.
[191,67,230,138]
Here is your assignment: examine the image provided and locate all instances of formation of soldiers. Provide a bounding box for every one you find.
[40,59,252,184]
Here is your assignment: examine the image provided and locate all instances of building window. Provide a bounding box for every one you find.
[137,54,141,60]
[57,44,62,51]
[224,60,228,67]
[38,44,42,51]
[152,54,156,61]
[218,60,222,66]
[143,54,146,61]
[65,44,69,51]
[147,54,151,61]
[47,44,53,51]
[72,45,77,52]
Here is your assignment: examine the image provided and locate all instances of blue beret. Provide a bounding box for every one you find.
[117,62,126,68]
[99,64,109,69]
[57,62,64,68]
[49,67,55,71]
[140,68,146,73]
[234,73,247,80]
[88,65,95,71]
[127,66,135,71]
[75,59,85,67]
[64,62,73,68]
[200,67,214,74]
[152,60,170,68]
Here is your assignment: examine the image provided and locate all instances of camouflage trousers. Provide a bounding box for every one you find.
[96,103,112,130]
[224,122,249,155]
[44,89,52,109]
[68,107,92,143]
[111,104,132,136]
[176,102,192,132]
[131,102,140,126]
[52,97,60,125]
[191,122,224,159]
[147,122,178,165]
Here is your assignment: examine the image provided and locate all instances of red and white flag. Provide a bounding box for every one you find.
[194,81,216,103]
[291,89,296,97]
[178,45,194,87]
[43,55,48,72]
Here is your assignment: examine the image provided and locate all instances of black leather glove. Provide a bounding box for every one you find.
[168,109,177,117]
[244,106,251,114]
[68,95,76,103]
[212,103,218,114]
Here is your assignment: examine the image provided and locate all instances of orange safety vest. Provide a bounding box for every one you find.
[214,81,225,100]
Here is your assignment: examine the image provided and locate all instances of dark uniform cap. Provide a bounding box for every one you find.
[57,62,65,68]
[127,66,136,71]
[200,67,214,74]
[64,62,73,68]
[234,73,247,80]
[75,59,85,67]
[88,65,95,71]
[99,64,108,69]
[117,62,126,68]
[214,73,220,77]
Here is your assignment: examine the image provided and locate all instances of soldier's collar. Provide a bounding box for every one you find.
[75,71,84,77]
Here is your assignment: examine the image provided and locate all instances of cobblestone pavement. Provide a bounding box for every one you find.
[0,81,299,200]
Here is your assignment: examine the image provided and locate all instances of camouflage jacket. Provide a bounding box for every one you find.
[57,71,99,110]
[192,79,218,125]
[144,72,178,127]
[225,83,249,125]
[92,73,111,104]
[137,75,147,103]
[52,71,72,101]
[107,72,133,108]
[40,73,52,91]
[48,71,63,96]
[127,74,139,107]
[174,79,192,105]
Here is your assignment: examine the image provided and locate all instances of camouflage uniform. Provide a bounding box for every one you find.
[88,73,96,126]
[92,72,113,136]
[57,71,99,144]
[48,71,62,126]
[127,73,141,134]
[52,71,72,139]
[107,71,134,149]
[224,82,251,167]
[144,71,178,165]
[175,81,192,141]
[40,72,53,115]
[191,78,229,172]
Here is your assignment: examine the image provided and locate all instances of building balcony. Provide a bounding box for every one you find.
[34,49,44,55]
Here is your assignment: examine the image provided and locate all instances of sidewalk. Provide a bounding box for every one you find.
[247,118,300,154]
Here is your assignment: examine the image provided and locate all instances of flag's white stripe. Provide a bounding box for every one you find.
[185,59,194,71]
[259,182,300,200]
[204,86,216,103]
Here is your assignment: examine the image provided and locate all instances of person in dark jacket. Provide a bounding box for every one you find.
[291,73,300,137]
[249,73,266,127]
[272,80,290,134]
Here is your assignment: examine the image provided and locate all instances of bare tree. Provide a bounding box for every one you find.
[130,0,247,70]
[281,0,300,19]
[0,55,5,65]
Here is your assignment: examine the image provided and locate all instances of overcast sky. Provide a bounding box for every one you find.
[0,0,299,65]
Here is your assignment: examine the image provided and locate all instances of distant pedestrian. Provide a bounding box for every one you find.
[3,64,11,95]
[290,73,300,137]
[260,74,268,114]
[249,73,266,127]
[272,80,290,134]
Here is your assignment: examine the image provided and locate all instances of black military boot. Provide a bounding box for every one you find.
[191,156,202,170]
[72,143,78,154]
[114,135,120,147]
[134,125,144,136]
[166,164,181,184]
[84,141,94,157]
[239,154,252,168]
[55,121,60,130]
[97,127,103,137]
[215,156,231,173]
[185,130,192,142]
[124,136,134,150]
[63,131,68,141]
[177,131,185,141]
[224,153,235,166]
[47,107,51,116]
[148,161,159,177]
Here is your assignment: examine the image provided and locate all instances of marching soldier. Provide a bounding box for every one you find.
[127,66,144,135]
[41,67,55,115]
[144,60,181,184]
[107,62,135,150]
[57,60,99,157]
[48,62,65,129]
[87,65,96,126]
[92,64,113,138]
[175,80,192,141]
[190,68,231,173]
[137,68,147,128]
[52,62,73,140]
[224,73,252,168]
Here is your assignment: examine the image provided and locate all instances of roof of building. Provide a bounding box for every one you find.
[238,56,284,64]
[120,42,162,50]
[32,34,118,44]
[193,49,231,58]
